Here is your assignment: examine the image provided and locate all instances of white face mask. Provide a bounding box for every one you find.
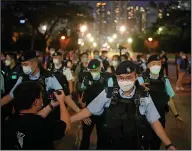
[22,66,33,75]
[50,51,55,55]
[91,72,100,80]
[67,62,72,68]
[150,65,161,74]
[53,59,59,64]
[5,60,11,66]
[112,61,119,67]
[118,80,135,92]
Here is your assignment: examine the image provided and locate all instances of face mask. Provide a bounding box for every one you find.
[118,80,135,92]
[22,66,33,75]
[83,58,88,63]
[141,58,145,63]
[50,51,55,55]
[5,60,11,66]
[53,59,59,64]
[112,61,119,67]
[67,62,72,68]
[150,65,161,74]
[95,55,100,59]
[91,72,100,80]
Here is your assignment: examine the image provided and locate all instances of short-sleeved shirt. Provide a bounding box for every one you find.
[9,72,62,98]
[63,67,73,81]
[137,76,175,98]
[87,86,160,124]
[177,58,186,72]
[2,113,66,149]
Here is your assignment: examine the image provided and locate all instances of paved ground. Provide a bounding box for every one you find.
[55,64,191,150]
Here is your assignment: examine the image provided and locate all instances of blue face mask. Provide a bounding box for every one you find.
[95,55,100,59]
[91,72,100,80]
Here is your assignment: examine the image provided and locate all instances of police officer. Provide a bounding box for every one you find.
[111,55,121,74]
[138,54,184,149]
[79,59,112,149]
[48,52,74,94]
[136,54,147,74]
[2,52,22,120]
[120,54,128,62]
[70,61,176,150]
[1,51,82,119]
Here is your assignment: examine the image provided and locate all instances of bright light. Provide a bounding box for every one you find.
[166,13,170,16]
[42,25,47,31]
[158,27,163,32]
[108,37,113,43]
[112,34,117,39]
[20,19,25,24]
[90,37,94,42]
[103,43,108,47]
[120,26,126,32]
[81,42,84,46]
[107,45,110,49]
[93,42,97,47]
[127,38,133,43]
[61,36,65,40]
[148,37,153,42]
[87,33,91,38]
[80,25,87,33]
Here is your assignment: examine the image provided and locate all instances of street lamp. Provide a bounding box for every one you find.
[61,36,66,40]
[42,25,47,31]
[112,34,117,39]
[80,25,87,33]
[127,37,133,44]
[90,37,94,42]
[120,26,126,33]
[148,37,153,42]
[87,33,91,38]
[158,27,163,32]
[93,42,97,47]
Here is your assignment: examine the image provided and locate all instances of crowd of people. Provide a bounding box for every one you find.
[0,47,188,150]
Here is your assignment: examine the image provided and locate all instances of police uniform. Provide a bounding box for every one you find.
[86,61,161,149]
[9,51,69,121]
[137,55,174,149]
[79,59,112,149]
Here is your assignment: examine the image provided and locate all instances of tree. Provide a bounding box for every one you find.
[1,1,93,51]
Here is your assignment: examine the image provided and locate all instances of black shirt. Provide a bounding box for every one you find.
[2,113,66,150]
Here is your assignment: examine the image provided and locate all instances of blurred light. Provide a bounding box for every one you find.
[78,39,83,45]
[107,45,110,49]
[93,42,97,47]
[112,34,117,39]
[42,25,47,31]
[148,37,153,42]
[127,38,133,43]
[61,36,65,40]
[166,13,170,16]
[80,25,87,33]
[120,26,126,32]
[108,37,113,43]
[103,43,108,47]
[178,5,181,8]
[81,42,84,46]
[20,19,25,24]
[87,33,91,38]
[90,37,94,42]
[158,27,163,32]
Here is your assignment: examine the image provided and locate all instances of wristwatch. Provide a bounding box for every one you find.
[49,103,54,110]
[165,143,175,149]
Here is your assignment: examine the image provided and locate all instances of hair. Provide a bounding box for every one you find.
[137,55,142,61]
[120,54,128,60]
[13,81,43,112]
[112,55,121,62]
[93,50,99,54]
[80,52,88,58]
[6,52,17,62]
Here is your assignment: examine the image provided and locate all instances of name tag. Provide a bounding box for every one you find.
[12,75,17,79]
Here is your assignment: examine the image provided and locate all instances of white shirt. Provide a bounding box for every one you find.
[63,67,73,81]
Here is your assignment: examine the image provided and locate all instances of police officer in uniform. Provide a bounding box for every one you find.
[138,54,184,149]
[79,59,112,149]
[48,52,74,94]
[71,61,176,150]
[2,52,22,120]
[1,51,82,120]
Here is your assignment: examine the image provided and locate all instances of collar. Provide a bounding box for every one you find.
[119,86,136,99]
[29,72,40,80]
[55,63,62,69]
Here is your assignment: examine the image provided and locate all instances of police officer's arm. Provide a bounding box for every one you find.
[50,76,81,113]
[145,95,175,149]
[63,68,73,94]
[0,76,23,106]
[71,90,109,123]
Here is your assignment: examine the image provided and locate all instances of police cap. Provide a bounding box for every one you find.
[53,52,62,56]
[147,54,160,64]
[116,61,137,75]
[88,59,100,69]
[21,51,36,62]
